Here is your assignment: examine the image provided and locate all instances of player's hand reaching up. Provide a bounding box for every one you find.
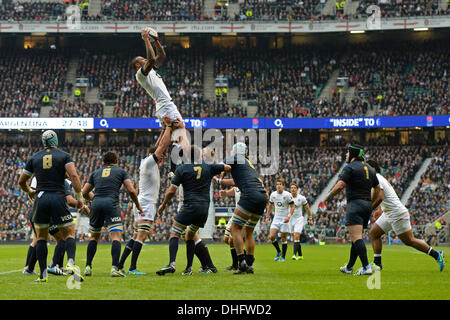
[141,28,150,40]
[147,27,159,42]
[158,204,166,216]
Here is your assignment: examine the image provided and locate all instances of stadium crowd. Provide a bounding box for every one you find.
[0,133,447,244]
[1,0,448,22]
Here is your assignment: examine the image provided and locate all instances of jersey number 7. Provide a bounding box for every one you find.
[194,166,202,179]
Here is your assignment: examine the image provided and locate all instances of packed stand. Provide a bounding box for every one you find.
[215,47,337,118]
[338,40,449,116]
[101,0,205,21]
[48,99,104,118]
[0,49,68,117]
[357,0,447,19]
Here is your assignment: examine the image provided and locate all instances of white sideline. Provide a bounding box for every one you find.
[0,269,22,275]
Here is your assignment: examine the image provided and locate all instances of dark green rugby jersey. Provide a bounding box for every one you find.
[23,147,73,193]
[88,165,131,205]
[339,160,379,202]
[225,155,265,197]
[171,163,224,203]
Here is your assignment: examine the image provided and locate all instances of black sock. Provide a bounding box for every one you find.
[194,240,207,268]
[25,245,33,267]
[237,253,246,264]
[427,247,440,260]
[86,240,98,267]
[272,240,281,253]
[293,241,300,256]
[58,240,66,268]
[347,242,358,269]
[374,254,382,266]
[203,245,215,269]
[118,238,135,269]
[51,240,65,268]
[111,240,121,268]
[28,245,37,272]
[169,237,179,264]
[129,240,143,271]
[245,254,255,266]
[65,237,76,263]
[354,239,369,268]
[282,242,287,258]
[186,240,195,269]
[298,243,303,257]
[35,240,48,279]
[230,247,238,268]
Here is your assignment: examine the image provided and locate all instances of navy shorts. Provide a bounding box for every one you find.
[345,199,372,229]
[175,202,209,228]
[31,192,72,228]
[90,198,122,229]
[237,191,268,217]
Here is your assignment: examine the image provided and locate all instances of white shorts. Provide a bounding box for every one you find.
[134,203,156,222]
[289,216,304,234]
[224,218,233,238]
[375,211,411,235]
[75,216,90,235]
[155,102,183,125]
[270,216,290,233]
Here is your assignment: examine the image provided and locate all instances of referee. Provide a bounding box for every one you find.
[324,144,381,276]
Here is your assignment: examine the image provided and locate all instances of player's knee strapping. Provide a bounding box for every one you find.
[137,222,152,233]
[232,214,247,227]
[171,224,186,236]
[245,220,258,228]
[187,225,199,235]
[108,223,123,233]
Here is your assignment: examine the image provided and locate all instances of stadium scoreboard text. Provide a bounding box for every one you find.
[0,116,447,130]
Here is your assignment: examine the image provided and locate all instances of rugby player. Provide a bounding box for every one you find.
[267,178,295,262]
[131,28,189,153]
[222,142,268,274]
[286,182,312,260]
[82,151,143,277]
[156,145,230,276]
[18,130,85,283]
[367,160,445,271]
[117,124,174,275]
[324,144,381,276]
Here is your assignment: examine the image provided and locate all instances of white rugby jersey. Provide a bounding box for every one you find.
[376,173,408,217]
[138,154,160,205]
[291,193,308,218]
[135,68,172,111]
[234,187,241,205]
[269,190,294,218]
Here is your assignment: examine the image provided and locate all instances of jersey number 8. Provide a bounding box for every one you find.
[43,155,52,169]
[102,168,111,177]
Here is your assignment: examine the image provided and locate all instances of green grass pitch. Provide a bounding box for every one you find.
[0,243,447,300]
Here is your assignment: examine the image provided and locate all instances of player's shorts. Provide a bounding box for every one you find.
[29,210,60,236]
[236,191,268,218]
[224,218,233,238]
[345,199,372,229]
[289,215,305,234]
[155,102,183,125]
[175,202,209,228]
[270,216,290,233]
[375,210,411,235]
[31,191,73,229]
[90,198,122,230]
[134,203,156,222]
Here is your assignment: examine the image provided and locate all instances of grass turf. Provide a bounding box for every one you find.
[0,243,447,300]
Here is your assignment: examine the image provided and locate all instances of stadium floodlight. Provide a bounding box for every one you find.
[350,30,365,34]
[413,28,429,31]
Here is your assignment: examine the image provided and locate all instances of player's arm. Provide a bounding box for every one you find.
[371,185,383,209]
[82,183,95,201]
[154,125,172,160]
[65,162,84,208]
[325,180,346,203]
[219,188,235,198]
[214,176,235,187]
[123,179,143,213]
[304,203,312,218]
[65,194,79,209]
[158,184,178,214]
[153,38,166,68]
[18,173,35,200]
[141,29,156,76]
[284,202,295,223]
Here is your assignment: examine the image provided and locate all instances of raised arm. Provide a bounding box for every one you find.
[141,29,156,76]
[154,38,166,68]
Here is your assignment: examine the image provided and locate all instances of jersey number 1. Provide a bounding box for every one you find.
[364,166,369,180]
[194,166,202,179]
[43,155,52,169]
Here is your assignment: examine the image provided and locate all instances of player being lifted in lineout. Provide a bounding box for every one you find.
[131,27,190,156]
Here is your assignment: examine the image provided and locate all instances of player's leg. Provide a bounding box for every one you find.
[48,229,66,275]
[183,225,200,275]
[34,225,50,282]
[269,226,282,261]
[84,202,103,276]
[280,232,289,261]
[109,229,125,277]
[188,230,216,273]
[398,229,445,271]
[118,221,138,271]
[242,216,260,273]
[224,221,238,271]
[293,232,301,259]
[24,223,38,275]
[128,219,153,274]
[369,219,387,270]
[230,207,253,273]
[157,220,186,275]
